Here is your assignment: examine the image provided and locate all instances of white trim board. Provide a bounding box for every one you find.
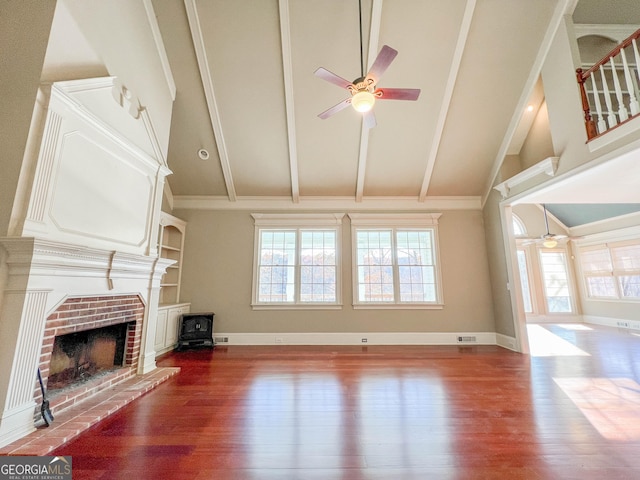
[496,333,518,352]
[173,195,481,211]
[583,315,640,331]
[213,331,498,346]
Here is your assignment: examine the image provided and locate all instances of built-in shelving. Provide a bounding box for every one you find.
[158,212,187,306]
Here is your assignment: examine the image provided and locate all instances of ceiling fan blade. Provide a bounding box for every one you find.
[366,45,398,83]
[318,98,351,119]
[363,110,377,129]
[314,67,354,89]
[376,88,421,101]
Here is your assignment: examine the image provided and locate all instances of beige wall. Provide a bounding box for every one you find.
[0,2,56,235]
[482,191,515,337]
[175,208,496,335]
[519,100,555,170]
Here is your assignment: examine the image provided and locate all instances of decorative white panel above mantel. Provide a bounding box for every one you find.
[18,77,172,256]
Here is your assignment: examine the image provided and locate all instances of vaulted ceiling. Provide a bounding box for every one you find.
[43,0,639,210]
[153,0,561,205]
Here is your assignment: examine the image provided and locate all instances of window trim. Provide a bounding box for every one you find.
[251,213,344,310]
[348,213,444,309]
[516,247,535,314]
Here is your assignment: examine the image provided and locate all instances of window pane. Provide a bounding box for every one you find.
[258,230,295,303]
[299,230,337,303]
[356,230,394,302]
[540,251,572,313]
[512,216,526,236]
[580,248,612,273]
[619,275,640,298]
[516,250,533,313]
[611,244,640,271]
[586,276,617,298]
[396,230,436,302]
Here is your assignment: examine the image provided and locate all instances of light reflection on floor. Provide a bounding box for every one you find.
[527,324,591,357]
[553,377,640,441]
[242,370,451,472]
[555,324,593,331]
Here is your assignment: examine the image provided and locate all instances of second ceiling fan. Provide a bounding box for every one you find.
[313,1,420,128]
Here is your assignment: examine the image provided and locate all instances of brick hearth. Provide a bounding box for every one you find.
[0,367,179,456]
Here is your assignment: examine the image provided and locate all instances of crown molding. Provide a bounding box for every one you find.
[172,195,482,211]
[494,157,559,199]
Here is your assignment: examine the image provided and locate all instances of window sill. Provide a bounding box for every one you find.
[584,297,640,304]
[352,303,444,310]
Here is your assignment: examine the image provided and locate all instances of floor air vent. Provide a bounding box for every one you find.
[457,336,477,343]
[214,336,229,344]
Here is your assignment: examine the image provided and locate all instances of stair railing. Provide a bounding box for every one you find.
[576,28,640,141]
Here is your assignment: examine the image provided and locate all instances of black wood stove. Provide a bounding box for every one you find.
[176,312,215,350]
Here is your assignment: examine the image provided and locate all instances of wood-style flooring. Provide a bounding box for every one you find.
[53,323,640,479]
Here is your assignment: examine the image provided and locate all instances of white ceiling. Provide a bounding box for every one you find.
[43,0,638,209]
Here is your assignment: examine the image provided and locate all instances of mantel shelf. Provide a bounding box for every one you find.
[494,157,559,199]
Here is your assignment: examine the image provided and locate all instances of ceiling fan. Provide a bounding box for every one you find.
[521,204,579,248]
[313,1,420,128]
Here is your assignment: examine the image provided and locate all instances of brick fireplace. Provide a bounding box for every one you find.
[35,295,145,418]
[0,77,174,448]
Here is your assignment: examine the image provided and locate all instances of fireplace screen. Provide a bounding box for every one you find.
[48,323,130,391]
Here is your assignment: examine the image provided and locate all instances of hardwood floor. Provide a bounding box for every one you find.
[53,324,640,479]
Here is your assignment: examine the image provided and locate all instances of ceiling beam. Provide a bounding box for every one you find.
[355,0,384,202]
[184,0,237,202]
[419,0,476,202]
[278,0,300,203]
[142,0,176,101]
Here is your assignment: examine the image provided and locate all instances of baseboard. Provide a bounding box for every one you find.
[495,333,518,351]
[583,315,640,331]
[214,331,498,346]
[0,403,37,449]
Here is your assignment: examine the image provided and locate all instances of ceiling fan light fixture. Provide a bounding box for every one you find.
[351,90,375,112]
[542,238,558,249]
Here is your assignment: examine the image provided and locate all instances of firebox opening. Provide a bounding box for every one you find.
[48,323,131,392]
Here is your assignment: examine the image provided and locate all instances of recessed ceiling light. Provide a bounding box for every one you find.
[527,105,534,112]
[198,149,210,160]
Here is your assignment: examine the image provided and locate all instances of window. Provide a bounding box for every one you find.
[516,249,533,313]
[512,214,527,236]
[349,213,443,308]
[579,240,640,300]
[539,250,573,313]
[251,214,344,308]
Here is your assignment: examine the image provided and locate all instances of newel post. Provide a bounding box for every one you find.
[576,68,598,140]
